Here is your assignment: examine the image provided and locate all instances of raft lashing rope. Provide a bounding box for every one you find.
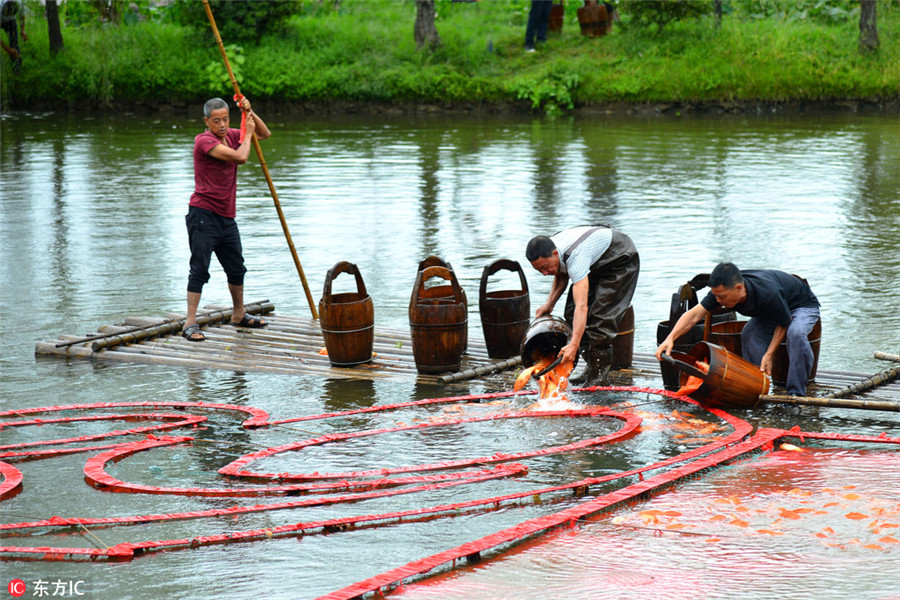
[1,388,898,600]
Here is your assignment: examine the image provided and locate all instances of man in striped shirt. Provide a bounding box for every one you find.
[527,225,640,385]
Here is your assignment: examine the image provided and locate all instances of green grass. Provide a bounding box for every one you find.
[2,0,898,113]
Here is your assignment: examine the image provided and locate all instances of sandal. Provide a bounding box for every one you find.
[230,313,267,328]
[182,323,205,341]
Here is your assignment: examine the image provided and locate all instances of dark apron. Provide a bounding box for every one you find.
[562,226,640,349]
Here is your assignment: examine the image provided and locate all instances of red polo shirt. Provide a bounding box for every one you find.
[189,128,241,219]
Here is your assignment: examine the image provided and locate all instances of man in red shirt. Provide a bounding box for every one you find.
[182,96,272,341]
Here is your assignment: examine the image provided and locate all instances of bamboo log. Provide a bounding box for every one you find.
[875,351,900,362]
[438,356,523,384]
[54,320,169,347]
[46,301,271,352]
[91,302,273,352]
[825,363,900,399]
[759,395,900,412]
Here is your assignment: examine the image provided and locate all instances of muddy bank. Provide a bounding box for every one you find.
[4,96,899,117]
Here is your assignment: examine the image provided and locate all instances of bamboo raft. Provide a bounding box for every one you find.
[33,301,900,406]
[34,301,517,386]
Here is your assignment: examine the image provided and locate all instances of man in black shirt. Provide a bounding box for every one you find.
[655,262,820,396]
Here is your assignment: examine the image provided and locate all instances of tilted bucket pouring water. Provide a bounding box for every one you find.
[519,315,577,375]
[663,341,770,409]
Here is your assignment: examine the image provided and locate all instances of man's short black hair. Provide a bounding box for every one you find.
[526,236,556,262]
[709,262,744,288]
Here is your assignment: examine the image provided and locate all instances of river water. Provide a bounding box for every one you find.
[1,109,899,599]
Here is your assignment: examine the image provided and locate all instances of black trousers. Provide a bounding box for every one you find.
[525,0,553,47]
[185,206,246,293]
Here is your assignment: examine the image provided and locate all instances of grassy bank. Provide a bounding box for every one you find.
[2,0,898,114]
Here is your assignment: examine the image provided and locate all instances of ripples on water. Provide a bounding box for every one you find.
[2,110,899,599]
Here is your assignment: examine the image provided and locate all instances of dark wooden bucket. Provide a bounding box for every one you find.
[771,317,822,385]
[417,256,468,351]
[548,1,565,32]
[479,259,530,359]
[670,342,770,409]
[520,316,572,368]
[656,319,705,390]
[577,0,609,37]
[708,319,746,357]
[409,265,468,374]
[656,277,737,390]
[318,261,374,366]
[611,305,635,369]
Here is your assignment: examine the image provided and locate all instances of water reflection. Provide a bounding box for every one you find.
[49,136,74,316]
[322,377,377,413]
[417,134,442,257]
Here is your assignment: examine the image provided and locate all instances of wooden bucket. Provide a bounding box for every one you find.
[479,259,530,359]
[548,2,565,33]
[771,317,822,385]
[708,319,746,357]
[417,256,468,351]
[656,278,734,391]
[520,315,572,368]
[611,305,634,369]
[669,342,770,409]
[409,265,468,374]
[656,319,705,390]
[577,0,608,37]
[318,261,374,366]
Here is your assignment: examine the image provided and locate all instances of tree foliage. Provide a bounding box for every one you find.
[165,0,302,42]
[618,0,713,32]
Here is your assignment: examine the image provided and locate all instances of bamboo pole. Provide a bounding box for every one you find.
[759,395,900,412]
[201,0,318,320]
[875,351,900,363]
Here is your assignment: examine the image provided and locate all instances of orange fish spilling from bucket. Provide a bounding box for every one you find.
[675,361,709,397]
[514,355,573,400]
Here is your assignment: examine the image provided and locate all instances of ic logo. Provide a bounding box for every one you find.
[7,579,26,597]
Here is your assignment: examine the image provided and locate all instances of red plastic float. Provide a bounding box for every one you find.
[2,383,895,592]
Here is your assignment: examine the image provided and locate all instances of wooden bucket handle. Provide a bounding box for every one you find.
[660,353,709,380]
[322,261,367,302]
[413,265,464,304]
[479,258,528,303]
[417,255,451,273]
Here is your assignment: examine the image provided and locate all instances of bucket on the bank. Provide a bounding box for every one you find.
[479,259,530,359]
[577,0,610,37]
[409,265,468,374]
[520,316,573,368]
[611,305,635,370]
[666,342,770,409]
[771,317,822,385]
[318,261,374,366]
[416,256,468,351]
[548,1,565,32]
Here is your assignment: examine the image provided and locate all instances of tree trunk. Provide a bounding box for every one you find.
[46,0,64,55]
[414,0,441,49]
[859,0,878,52]
[714,0,722,28]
